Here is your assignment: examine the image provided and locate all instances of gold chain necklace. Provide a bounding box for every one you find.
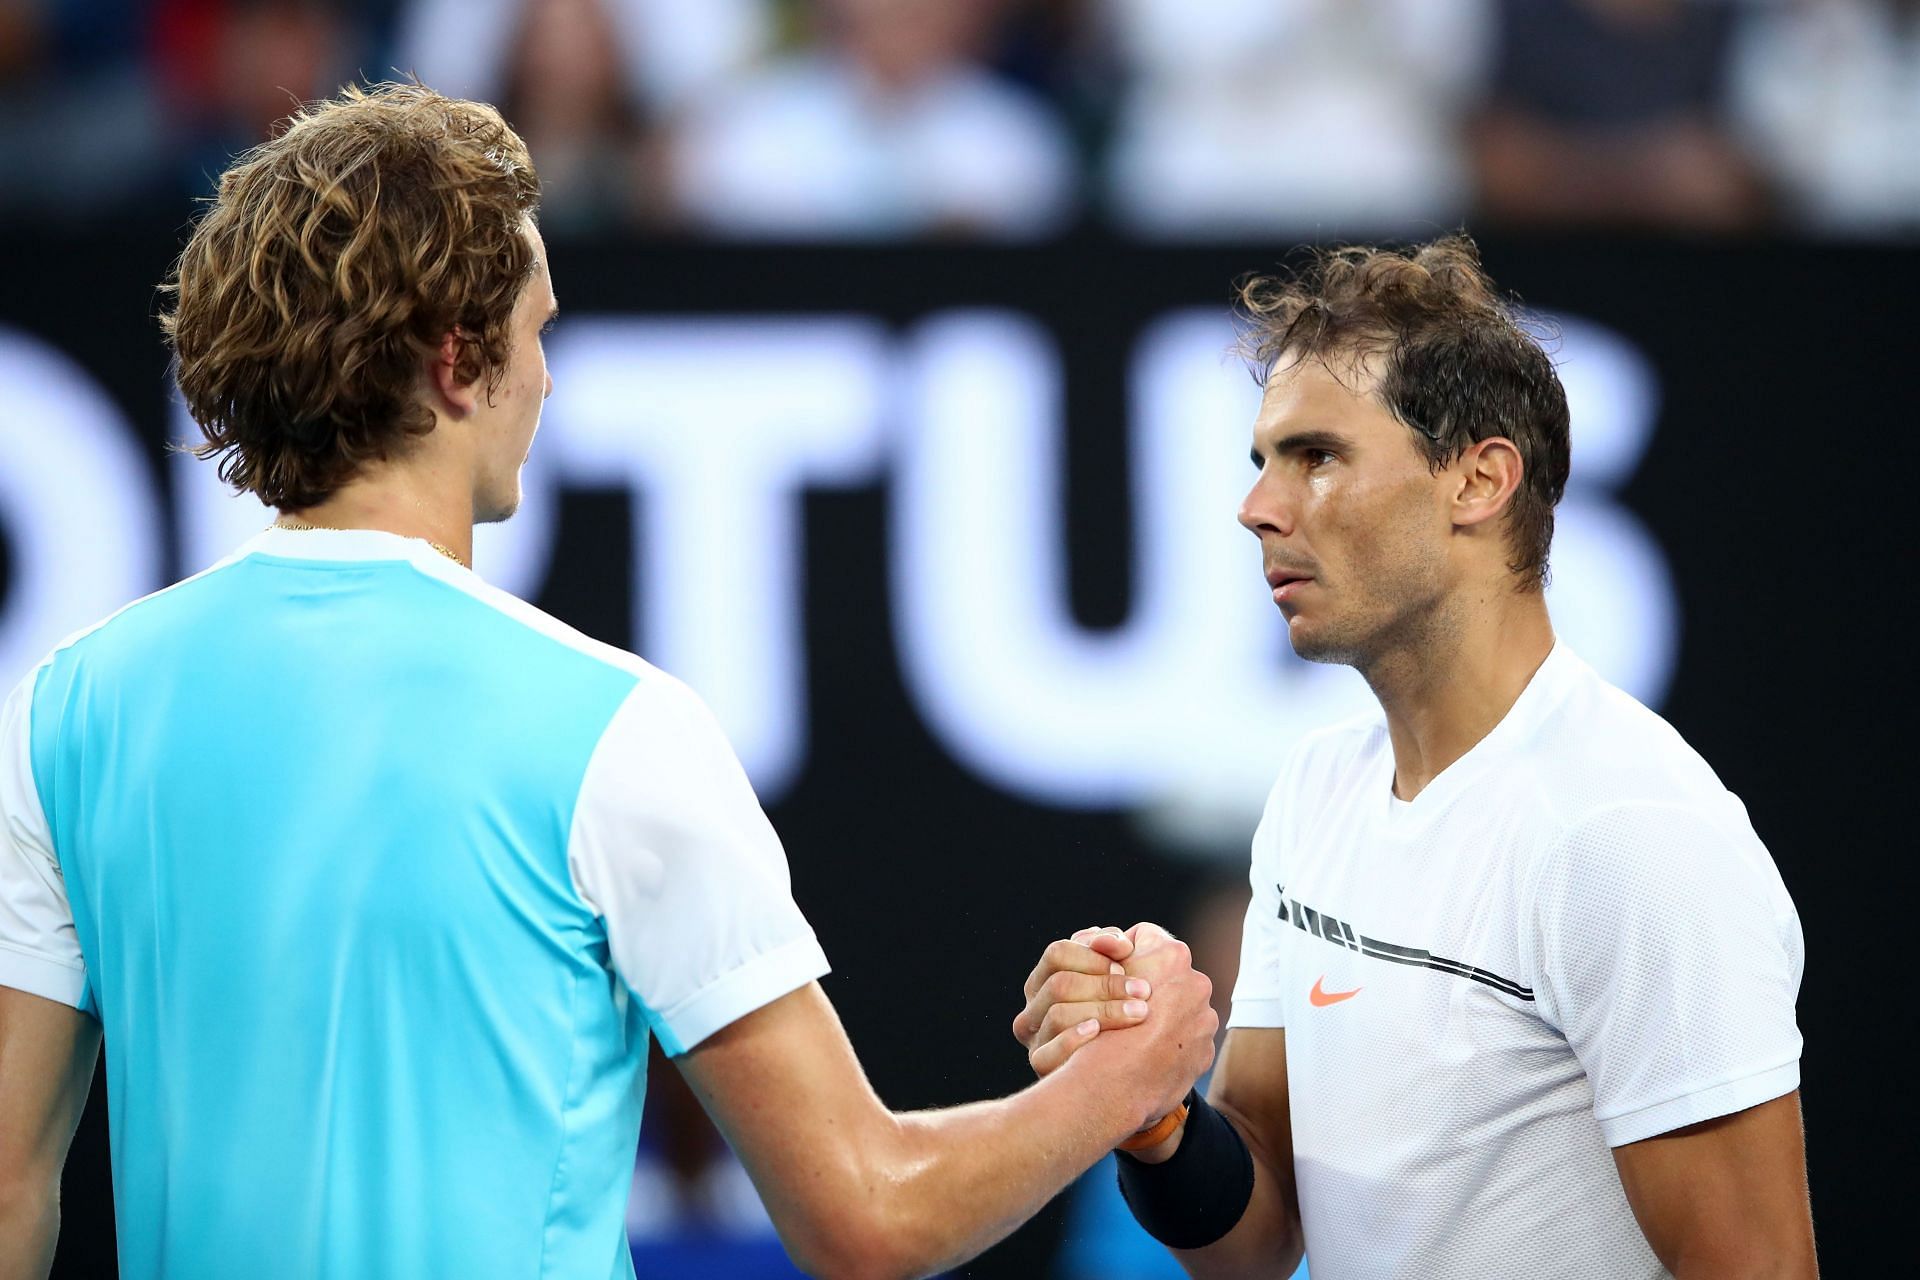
[272,518,468,568]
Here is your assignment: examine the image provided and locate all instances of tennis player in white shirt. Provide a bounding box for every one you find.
[1014,236,1815,1280]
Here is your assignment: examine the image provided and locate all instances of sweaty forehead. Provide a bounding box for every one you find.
[1255,352,1389,433]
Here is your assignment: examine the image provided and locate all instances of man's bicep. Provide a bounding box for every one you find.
[1612,1090,1815,1277]
[0,985,100,1183]
[671,983,887,1243]
[570,678,827,1052]
[0,672,88,1011]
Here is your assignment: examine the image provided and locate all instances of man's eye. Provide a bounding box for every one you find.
[1305,449,1335,468]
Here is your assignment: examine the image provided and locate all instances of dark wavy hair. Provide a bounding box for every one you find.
[1235,234,1571,587]
[159,81,541,509]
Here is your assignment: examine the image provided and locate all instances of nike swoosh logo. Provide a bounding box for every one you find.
[1309,975,1361,1007]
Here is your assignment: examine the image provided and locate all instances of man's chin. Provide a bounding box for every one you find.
[474,488,521,526]
[1284,619,1358,667]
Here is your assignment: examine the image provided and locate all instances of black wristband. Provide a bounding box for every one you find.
[1115,1089,1256,1251]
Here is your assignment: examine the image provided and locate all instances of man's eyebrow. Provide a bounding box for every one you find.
[1251,429,1355,464]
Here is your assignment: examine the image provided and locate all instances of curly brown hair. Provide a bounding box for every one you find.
[1235,234,1571,587]
[159,81,542,510]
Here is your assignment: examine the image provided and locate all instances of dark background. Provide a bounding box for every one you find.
[5,227,1913,1276]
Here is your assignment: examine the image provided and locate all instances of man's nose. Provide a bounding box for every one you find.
[1238,477,1292,537]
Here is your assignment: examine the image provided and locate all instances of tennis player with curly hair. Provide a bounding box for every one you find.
[0,83,1215,1280]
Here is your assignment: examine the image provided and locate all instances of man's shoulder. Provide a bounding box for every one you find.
[1500,656,1780,909]
[1526,656,1738,828]
[21,548,260,692]
[423,567,657,684]
[26,548,674,728]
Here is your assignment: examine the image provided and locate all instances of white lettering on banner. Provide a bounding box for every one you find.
[891,311,1370,813]
[0,309,1675,827]
[892,309,1676,843]
[1538,314,1677,716]
[0,327,163,688]
[541,319,891,799]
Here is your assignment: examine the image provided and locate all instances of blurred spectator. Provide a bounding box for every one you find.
[1471,0,1770,232]
[155,0,375,199]
[494,0,660,233]
[0,0,168,218]
[671,0,1078,240]
[1098,0,1491,239]
[396,0,770,115]
[394,0,773,232]
[1729,0,1920,237]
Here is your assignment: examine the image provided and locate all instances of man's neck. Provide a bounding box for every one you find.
[1362,587,1556,803]
[278,459,475,569]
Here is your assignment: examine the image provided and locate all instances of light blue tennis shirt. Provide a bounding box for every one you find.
[0,528,829,1279]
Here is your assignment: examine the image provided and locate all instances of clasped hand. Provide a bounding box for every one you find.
[1010,923,1217,1134]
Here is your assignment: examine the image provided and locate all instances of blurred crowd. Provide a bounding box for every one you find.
[2,0,1916,240]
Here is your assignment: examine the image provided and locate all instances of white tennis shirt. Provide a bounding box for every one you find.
[1229,644,1803,1279]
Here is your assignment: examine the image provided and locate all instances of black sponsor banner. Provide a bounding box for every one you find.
[2,227,1904,1275]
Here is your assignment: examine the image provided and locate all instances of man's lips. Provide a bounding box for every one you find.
[1265,566,1315,603]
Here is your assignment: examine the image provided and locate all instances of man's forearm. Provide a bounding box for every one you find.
[834,1058,1151,1279]
[1169,1156,1303,1280]
[1127,1096,1300,1280]
[687,971,1215,1279]
[0,1178,58,1280]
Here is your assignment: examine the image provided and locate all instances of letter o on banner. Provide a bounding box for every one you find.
[0,328,163,687]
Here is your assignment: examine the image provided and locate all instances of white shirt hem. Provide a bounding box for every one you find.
[0,941,87,1008]
[1599,1058,1801,1147]
[652,933,831,1056]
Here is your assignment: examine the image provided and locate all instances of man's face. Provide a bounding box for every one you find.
[473,222,556,524]
[1238,353,1457,667]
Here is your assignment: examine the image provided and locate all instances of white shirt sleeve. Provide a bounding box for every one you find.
[566,673,828,1055]
[0,669,88,1008]
[1530,799,1804,1147]
[1228,774,1294,1029]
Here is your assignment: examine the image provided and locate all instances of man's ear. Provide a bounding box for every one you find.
[427,329,480,419]
[1451,436,1525,531]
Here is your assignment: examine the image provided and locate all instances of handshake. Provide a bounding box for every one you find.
[1009,923,1220,1159]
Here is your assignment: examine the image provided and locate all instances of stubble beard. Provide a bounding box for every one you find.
[1286,549,1454,678]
